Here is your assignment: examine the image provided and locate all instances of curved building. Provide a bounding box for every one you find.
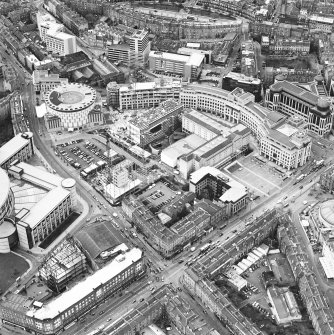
[0,218,18,253]
[180,84,311,170]
[0,168,15,223]
[319,199,334,229]
[44,83,97,130]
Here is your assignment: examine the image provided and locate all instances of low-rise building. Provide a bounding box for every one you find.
[8,161,77,249]
[269,38,310,56]
[149,51,204,81]
[0,248,145,334]
[189,166,248,217]
[267,286,302,324]
[32,70,68,99]
[0,132,34,170]
[38,238,87,293]
[127,99,183,147]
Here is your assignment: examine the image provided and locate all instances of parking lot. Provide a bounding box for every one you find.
[56,138,111,170]
[225,155,286,197]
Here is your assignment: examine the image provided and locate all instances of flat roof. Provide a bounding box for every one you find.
[190,166,247,203]
[119,80,181,92]
[0,132,33,166]
[0,168,11,208]
[149,51,189,63]
[44,83,96,113]
[27,248,142,320]
[104,179,142,200]
[17,187,70,229]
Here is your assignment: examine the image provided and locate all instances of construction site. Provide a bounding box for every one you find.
[38,237,87,293]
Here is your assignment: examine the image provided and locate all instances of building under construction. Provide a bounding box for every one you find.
[38,237,87,293]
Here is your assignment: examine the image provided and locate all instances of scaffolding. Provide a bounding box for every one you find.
[38,236,87,293]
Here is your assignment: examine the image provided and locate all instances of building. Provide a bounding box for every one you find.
[122,192,223,258]
[180,84,312,170]
[37,14,77,56]
[0,132,34,170]
[278,222,334,335]
[177,47,212,64]
[127,99,183,147]
[107,79,181,110]
[269,38,310,56]
[309,15,334,33]
[8,161,77,249]
[107,29,150,67]
[319,165,334,192]
[38,238,87,293]
[32,70,68,99]
[44,0,88,36]
[0,168,17,253]
[149,51,204,81]
[265,80,333,137]
[44,83,102,131]
[267,286,302,324]
[189,166,248,216]
[0,248,145,335]
[222,72,262,102]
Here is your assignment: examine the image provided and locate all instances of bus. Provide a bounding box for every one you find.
[296,174,305,182]
[199,243,211,254]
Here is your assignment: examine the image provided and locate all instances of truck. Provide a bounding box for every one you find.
[190,247,196,252]
[296,174,305,182]
[199,243,211,254]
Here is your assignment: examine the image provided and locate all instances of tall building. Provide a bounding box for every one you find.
[265,80,333,137]
[320,166,334,192]
[128,30,150,66]
[149,51,204,81]
[107,29,150,67]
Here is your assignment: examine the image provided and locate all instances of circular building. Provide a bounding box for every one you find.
[0,218,18,253]
[44,83,97,130]
[319,199,334,228]
[0,168,15,224]
[61,178,77,207]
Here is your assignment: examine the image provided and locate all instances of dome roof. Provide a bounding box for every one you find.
[317,98,330,110]
[314,74,324,82]
[320,200,334,227]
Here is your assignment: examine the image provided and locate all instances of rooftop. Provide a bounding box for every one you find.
[0,168,11,208]
[0,132,33,167]
[26,248,142,320]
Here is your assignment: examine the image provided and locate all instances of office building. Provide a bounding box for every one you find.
[0,248,144,335]
[38,238,87,293]
[180,84,312,170]
[127,99,183,147]
[189,166,248,216]
[107,79,181,110]
[265,80,333,137]
[0,132,34,170]
[8,161,77,249]
[32,70,68,99]
[149,51,204,81]
[37,14,77,56]
[107,29,150,67]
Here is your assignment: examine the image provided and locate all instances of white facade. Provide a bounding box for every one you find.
[180,84,312,170]
[38,13,76,56]
[44,83,97,130]
[33,70,68,99]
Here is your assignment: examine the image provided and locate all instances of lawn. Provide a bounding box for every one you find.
[0,253,29,294]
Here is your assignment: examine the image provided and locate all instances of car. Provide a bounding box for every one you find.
[107,318,112,322]
[99,311,104,315]
[226,236,230,240]
[232,229,237,233]
[219,232,224,236]
[139,298,145,302]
